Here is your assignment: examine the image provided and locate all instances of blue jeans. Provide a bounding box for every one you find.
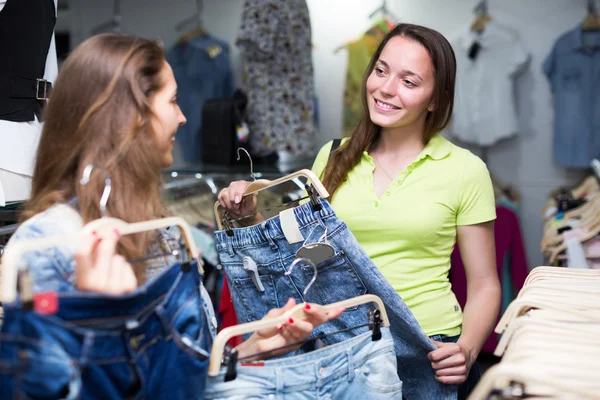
[205,327,402,399]
[214,200,457,400]
[0,260,211,399]
[429,334,481,400]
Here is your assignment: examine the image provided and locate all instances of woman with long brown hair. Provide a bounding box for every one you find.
[220,23,501,398]
[5,32,343,376]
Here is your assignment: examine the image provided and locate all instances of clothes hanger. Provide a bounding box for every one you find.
[470,0,492,33]
[213,149,329,235]
[548,223,600,263]
[207,257,390,377]
[583,0,600,30]
[0,164,201,304]
[469,362,595,399]
[176,0,207,43]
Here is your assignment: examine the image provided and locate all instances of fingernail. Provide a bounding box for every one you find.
[305,304,311,310]
[288,318,294,324]
[234,196,240,204]
[114,228,120,237]
[277,325,283,331]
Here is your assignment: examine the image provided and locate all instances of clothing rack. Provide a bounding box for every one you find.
[175,0,203,32]
[91,0,122,34]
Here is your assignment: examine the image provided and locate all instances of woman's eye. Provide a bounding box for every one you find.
[375,68,385,75]
[404,80,416,87]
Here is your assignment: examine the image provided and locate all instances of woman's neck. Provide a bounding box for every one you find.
[373,126,426,157]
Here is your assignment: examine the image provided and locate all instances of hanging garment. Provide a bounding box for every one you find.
[450,205,528,354]
[205,327,403,400]
[236,0,315,156]
[0,0,58,206]
[543,26,600,168]
[167,34,234,164]
[214,200,457,400]
[0,260,212,399]
[446,21,530,146]
[342,19,394,137]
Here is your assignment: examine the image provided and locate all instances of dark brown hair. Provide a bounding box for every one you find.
[322,23,457,198]
[22,33,168,279]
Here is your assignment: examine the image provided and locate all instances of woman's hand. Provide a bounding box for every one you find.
[74,230,137,295]
[235,298,346,360]
[218,180,256,217]
[428,340,475,385]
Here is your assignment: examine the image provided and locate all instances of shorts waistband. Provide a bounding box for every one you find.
[214,200,337,251]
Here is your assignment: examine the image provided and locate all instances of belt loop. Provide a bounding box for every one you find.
[347,348,355,382]
[80,332,95,367]
[276,368,284,394]
[227,237,234,257]
[261,221,277,250]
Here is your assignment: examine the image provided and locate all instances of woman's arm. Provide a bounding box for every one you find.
[429,220,500,384]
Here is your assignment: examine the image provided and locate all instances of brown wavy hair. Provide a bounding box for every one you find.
[22,33,168,278]
[322,23,457,198]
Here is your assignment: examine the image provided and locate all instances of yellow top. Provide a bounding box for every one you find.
[311,134,496,336]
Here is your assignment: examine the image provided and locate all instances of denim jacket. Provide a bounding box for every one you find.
[1,203,218,337]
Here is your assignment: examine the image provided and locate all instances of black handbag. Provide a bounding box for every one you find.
[201,89,251,166]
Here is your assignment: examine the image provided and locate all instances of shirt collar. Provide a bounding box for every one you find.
[362,133,452,163]
[571,25,600,52]
[422,134,452,161]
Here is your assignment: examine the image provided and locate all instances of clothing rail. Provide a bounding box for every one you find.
[0,223,17,238]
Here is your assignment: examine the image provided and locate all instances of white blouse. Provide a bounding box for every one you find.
[0,0,58,205]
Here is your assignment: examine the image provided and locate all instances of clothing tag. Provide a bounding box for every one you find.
[33,292,58,315]
[236,122,250,143]
[280,208,304,244]
[468,41,481,60]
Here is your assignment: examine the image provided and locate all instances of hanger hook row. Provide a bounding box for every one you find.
[80,164,112,218]
[236,147,256,182]
[285,257,318,303]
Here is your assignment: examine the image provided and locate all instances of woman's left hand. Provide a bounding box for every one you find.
[235,298,345,360]
[427,340,475,385]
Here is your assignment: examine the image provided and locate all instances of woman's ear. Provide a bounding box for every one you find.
[428,103,435,112]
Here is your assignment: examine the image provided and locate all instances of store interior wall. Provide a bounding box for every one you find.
[64,0,592,269]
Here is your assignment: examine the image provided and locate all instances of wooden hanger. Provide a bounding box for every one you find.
[469,362,594,399]
[548,222,600,264]
[207,294,389,376]
[470,0,492,32]
[213,168,329,233]
[0,164,201,304]
[583,0,600,30]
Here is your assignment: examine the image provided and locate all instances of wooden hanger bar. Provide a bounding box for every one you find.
[0,216,201,304]
[213,169,329,231]
[207,294,389,376]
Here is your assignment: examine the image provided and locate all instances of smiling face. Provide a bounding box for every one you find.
[366,35,436,137]
[150,61,187,168]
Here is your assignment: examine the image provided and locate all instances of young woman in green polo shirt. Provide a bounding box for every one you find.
[219,23,500,398]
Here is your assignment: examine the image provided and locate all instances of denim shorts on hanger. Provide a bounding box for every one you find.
[205,327,402,400]
[214,200,457,400]
[0,259,212,400]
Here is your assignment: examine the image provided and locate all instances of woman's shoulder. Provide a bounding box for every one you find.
[438,135,489,173]
[5,204,83,294]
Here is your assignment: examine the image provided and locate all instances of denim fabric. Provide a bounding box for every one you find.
[0,260,211,399]
[214,200,457,400]
[167,34,234,164]
[429,334,481,400]
[543,26,600,168]
[205,327,402,399]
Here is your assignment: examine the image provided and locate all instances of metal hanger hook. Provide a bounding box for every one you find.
[80,164,112,218]
[285,257,317,303]
[236,147,256,181]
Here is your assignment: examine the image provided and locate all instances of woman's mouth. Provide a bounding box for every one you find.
[374,99,401,112]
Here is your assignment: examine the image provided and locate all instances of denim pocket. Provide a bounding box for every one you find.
[353,351,403,396]
[232,274,280,321]
[1,338,81,400]
[301,251,367,310]
[561,67,581,91]
[167,291,210,360]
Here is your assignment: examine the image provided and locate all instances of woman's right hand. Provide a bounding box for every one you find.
[75,230,137,295]
[218,180,258,218]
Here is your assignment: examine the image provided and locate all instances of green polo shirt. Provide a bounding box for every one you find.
[312,134,496,336]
